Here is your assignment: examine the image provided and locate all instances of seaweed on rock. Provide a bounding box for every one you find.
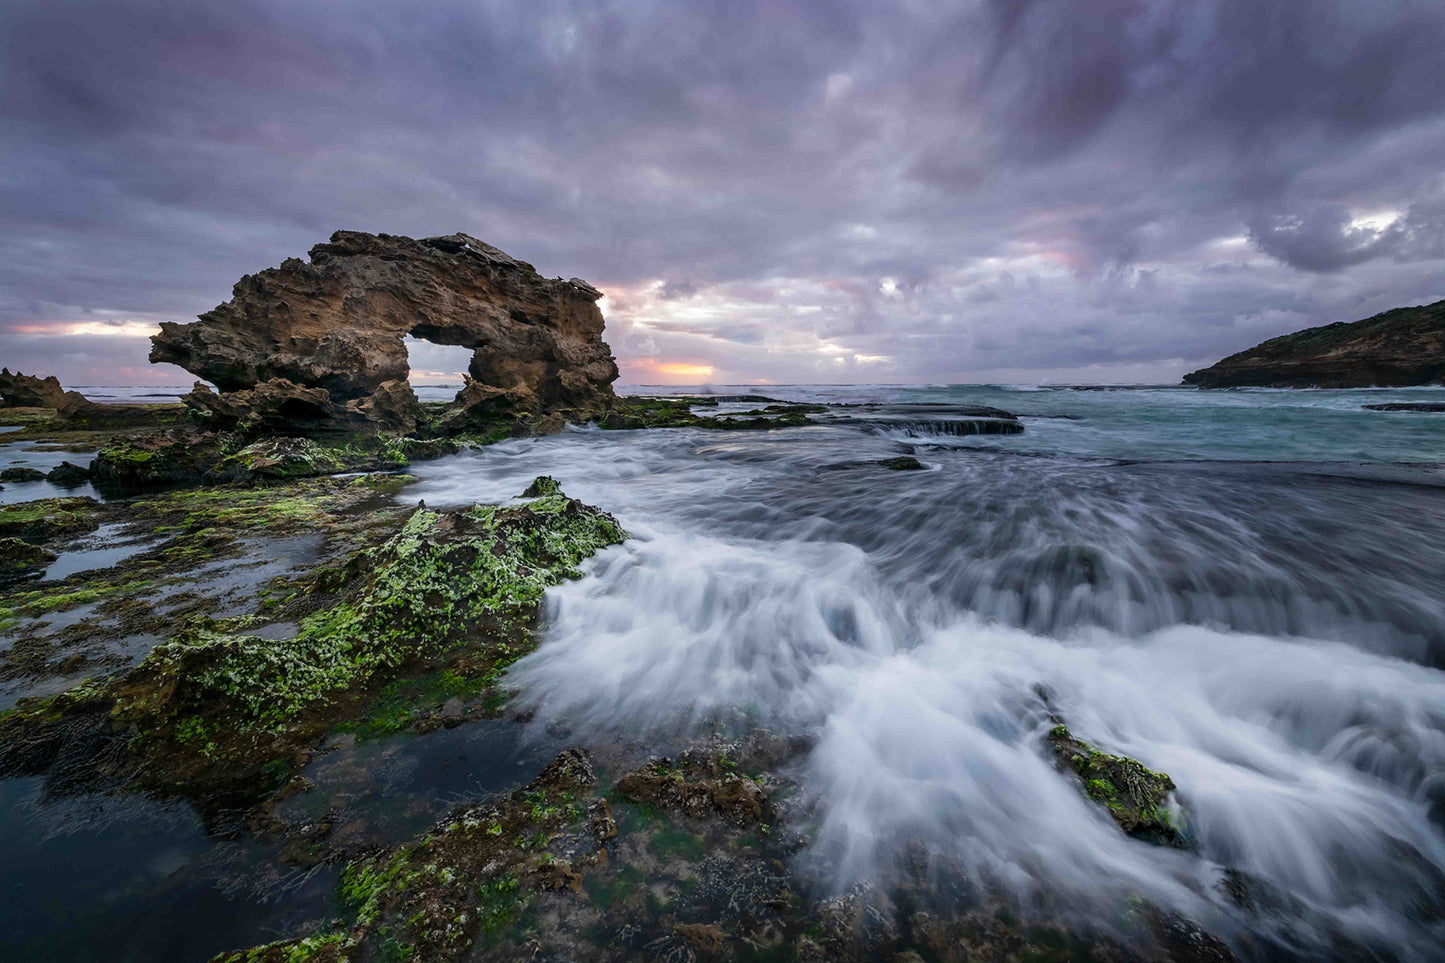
[0,479,626,795]
[1045,724,1184,846]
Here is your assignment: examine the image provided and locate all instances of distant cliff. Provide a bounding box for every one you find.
[1182,300,1445,388]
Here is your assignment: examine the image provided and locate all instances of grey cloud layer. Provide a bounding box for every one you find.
[3,0,1444,383]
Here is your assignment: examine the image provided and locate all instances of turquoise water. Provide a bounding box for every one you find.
[619,383,1445,464]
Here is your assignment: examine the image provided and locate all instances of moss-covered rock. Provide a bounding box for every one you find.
[1045,724,1184,846]
[878,456,925,471]
[0,466,46,483]
[90,430,432,492]
[616,750,776,826]
[90,430,224,490]
[597,397,816,431]
[0,482,626,793]
[212,437,354,482]
[0,496,101,543]
[0,537,56,585]
[521,475,562,497]
[210,748,609,963]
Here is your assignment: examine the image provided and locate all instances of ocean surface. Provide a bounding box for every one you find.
[3,383,1444,960]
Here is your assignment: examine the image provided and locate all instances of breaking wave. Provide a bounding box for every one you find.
[405,396,1445,960]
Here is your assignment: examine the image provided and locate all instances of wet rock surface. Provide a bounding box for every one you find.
[1045,724,1184,846]
[1183,298,1445,387]
[44,461,91,487]
[0,496,102,542]
[151,231,620,434]
[207,734,1234,963]
[1363,402,1445,412]
[599,396,820,430]
[0,538,56,585]
[0,479,625,798]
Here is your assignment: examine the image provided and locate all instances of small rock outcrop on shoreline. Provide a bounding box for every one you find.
[1182,299,1445,388]
[0,369,96,418]
[150,231,620,435]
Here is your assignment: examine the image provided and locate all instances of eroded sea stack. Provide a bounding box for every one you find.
[1183,298,1445,388]
[0,369,96,417]
[150,231,619,434]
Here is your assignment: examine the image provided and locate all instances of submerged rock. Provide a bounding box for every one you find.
[151,230,619,434]
[1363,402,1445,412]
[1045,724,1184,846]
[1182,298,1445,387]
[617,750,775,825]
[878,456,926,471]
[211,748,611,963]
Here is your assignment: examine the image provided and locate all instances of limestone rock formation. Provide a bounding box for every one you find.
[150,231,619,433]
[1183,299,1445,388]
[0,369,95,417]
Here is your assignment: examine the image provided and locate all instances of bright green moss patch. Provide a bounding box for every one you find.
[0,496,102,542]
[126,485,624,734]
[2,579,154,620]
[1045,724,1183,846]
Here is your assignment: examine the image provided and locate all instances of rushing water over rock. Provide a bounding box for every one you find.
[400,384,1445,960]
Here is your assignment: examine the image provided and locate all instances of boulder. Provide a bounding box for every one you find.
[0,537,56,585]
[1045,724,1184,846]
[46,463,91,487]
[0,467,46,483]
[0,369,96,417]
[89,429,224,491]
[151,231,619,434]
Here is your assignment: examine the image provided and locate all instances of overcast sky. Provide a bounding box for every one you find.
[4,0,1444,386]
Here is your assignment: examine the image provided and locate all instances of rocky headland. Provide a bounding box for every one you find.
[1182,298,1445,388]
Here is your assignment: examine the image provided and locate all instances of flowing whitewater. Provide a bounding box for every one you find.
[403,384,1445,961]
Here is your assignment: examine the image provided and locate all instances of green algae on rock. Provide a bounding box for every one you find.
[616,750,776,826]
[0,479,625,795]
[0,538,56,585]
[128,483,625,734]
[0,496,102,543]
[597,396,816,431]
[1046,724,1184,846]
[210,748,610,963]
